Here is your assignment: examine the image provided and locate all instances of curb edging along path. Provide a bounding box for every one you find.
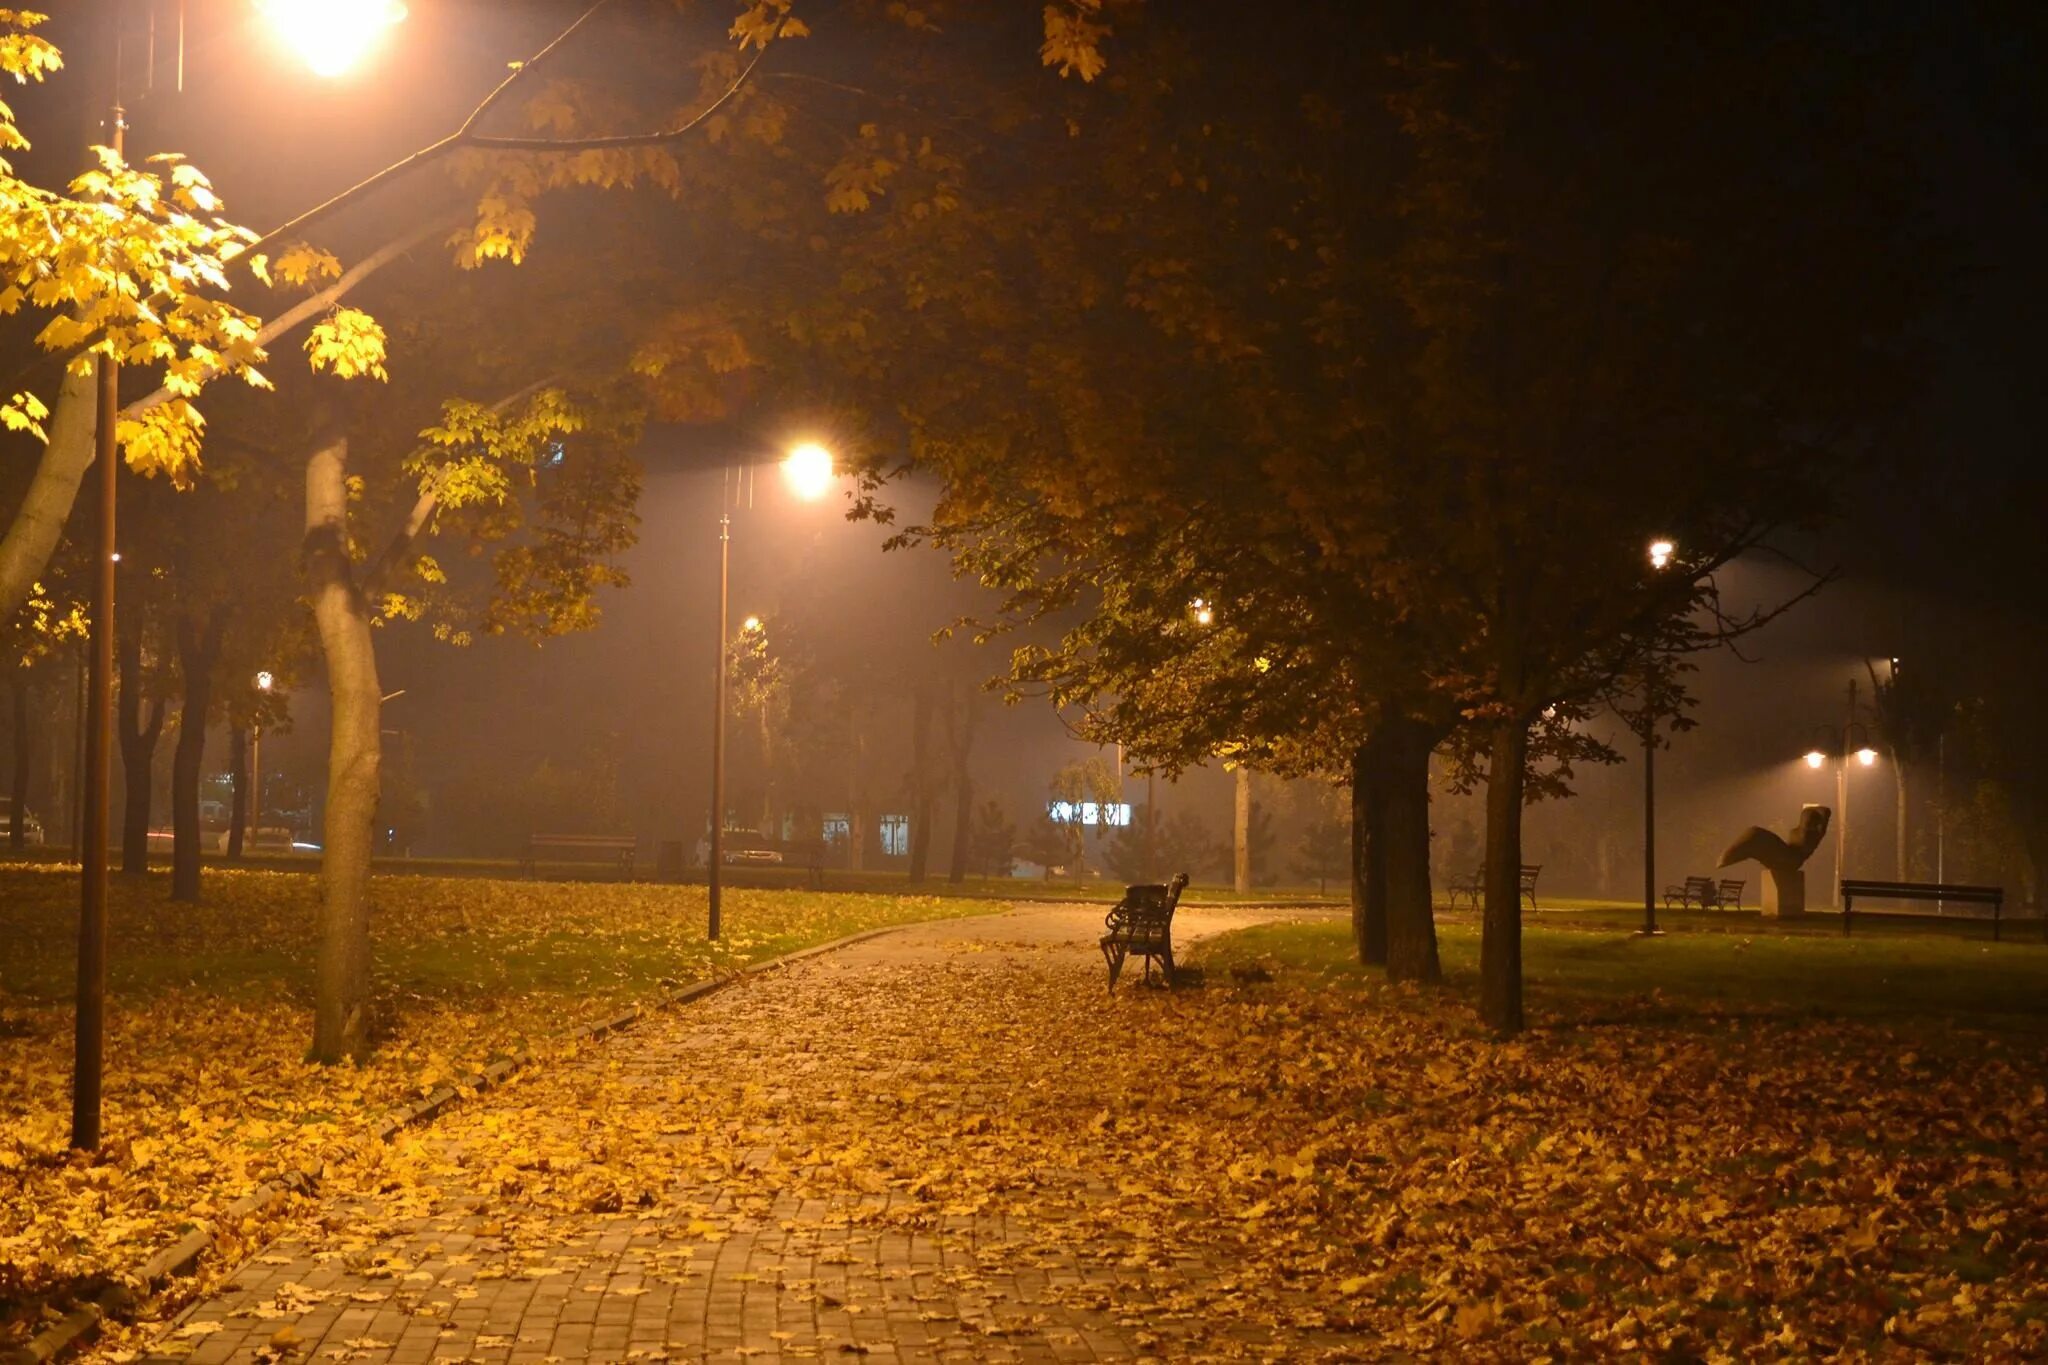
[8,920,932,1365]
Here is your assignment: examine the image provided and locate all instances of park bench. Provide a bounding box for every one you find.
[1839,878,2015,940]
[1446,864,1542,910]
[522,833,638,879]
[1664,876,1747,910]
[1663,875,1716,908]
[1100,872,1190,992]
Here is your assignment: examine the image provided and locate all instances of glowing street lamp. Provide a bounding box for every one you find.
[1856,747,1878,767]
[781,442,836,502]
[1638,537,1678,936]
[708,442,835,941]
[260,0,408,78]
[1190,597,1215,627]
[1806,750,1826,770]
[250,671,277,861]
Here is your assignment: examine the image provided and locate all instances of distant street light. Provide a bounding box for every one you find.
[1639,538,1676,938]
[708,442,836,940]
[251,671,277,857]
[1804,677,1879,904]
[260,0,408,78]
[1190,597,1214,627]
[742,615,763,633]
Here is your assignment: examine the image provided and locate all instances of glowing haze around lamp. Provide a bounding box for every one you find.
[255,670,274,692]
[781,443,835,501]
[260,0,408,78]
[1190,598,1215,627]
[1805,750,1825,769]
[1648,539,1675,570]
[1856,747,1878,766]
[742,616,762,633]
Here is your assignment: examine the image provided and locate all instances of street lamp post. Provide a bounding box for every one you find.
[1639,539,1676,939]
[707,443,834,942]
[251,670,274,848]
[1804,676,1878,906]
[71,0,407,1152]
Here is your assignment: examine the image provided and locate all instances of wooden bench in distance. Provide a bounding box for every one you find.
[1664,875,1718,909]
[1717,877,1746,910]
[522,833,639,879]
[1448,865,1542,909]
[1100,872,1190,992]
[1839,878,2011,940]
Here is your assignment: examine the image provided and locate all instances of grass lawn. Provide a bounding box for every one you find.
[0,864,1001,1351]
[1196,915,2048,1031]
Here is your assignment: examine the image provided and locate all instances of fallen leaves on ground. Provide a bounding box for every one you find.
[125,915,2048,1362]
[0,864,993,1351]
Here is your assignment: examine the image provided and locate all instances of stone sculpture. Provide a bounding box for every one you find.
[1718,804,1832,917]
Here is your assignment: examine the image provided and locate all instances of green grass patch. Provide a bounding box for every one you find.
[1192,916,2048,1032]
[0,863,1002,1009]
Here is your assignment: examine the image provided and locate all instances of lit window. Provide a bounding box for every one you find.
[880,814,910,856]
[821,814,850,846]
[1049,801,1077,824]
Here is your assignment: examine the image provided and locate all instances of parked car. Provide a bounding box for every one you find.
[719,834,785,866]
[0,797,45,846]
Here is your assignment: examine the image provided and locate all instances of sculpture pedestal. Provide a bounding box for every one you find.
[1763,868,1806,918]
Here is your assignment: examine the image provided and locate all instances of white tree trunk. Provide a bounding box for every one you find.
[305,435,382,1064]
[0,368,97,618]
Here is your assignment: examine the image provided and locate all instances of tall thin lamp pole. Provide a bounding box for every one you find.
[73,67,124,1152]
[1641,716,1657,935]
[707,497,730,941]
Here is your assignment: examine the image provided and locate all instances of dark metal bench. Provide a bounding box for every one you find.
[1664,875,1717,909]
[1447,864,1542,910]
[1101,872,1190,992]
[1718,877,1746,910]
[1840,878,2011,939]
[522,833,638,879]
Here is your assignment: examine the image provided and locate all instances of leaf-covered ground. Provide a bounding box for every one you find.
[0,865,998,1352]
[91,909,2048,1362]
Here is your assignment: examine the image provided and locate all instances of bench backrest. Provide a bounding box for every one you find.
[1518,864,1540,888]
[1110,872,1191,930]
[1717,878,1744,895]
[530,834,637,852]
[1839,879,2002,903]
[1685,876,1716,892]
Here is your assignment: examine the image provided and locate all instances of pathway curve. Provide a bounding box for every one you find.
[140,904,1340,1365]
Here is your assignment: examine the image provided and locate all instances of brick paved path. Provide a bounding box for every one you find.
[142,906,1337,1365]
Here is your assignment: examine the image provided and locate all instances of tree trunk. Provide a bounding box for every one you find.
[1233,764,1252,894]
[1480,718,1530,1036]
[1349,743,1387,965]
[306,435,382,1065]
[907,684,934,883]
[1895,758,1909,883]
[0,369,97,620]
[1378,716,1441,984]
[7,675,27,850]
[944,684,977,884]
[170,611,226,902]
[117,622,166,875]
[227,725,249,859]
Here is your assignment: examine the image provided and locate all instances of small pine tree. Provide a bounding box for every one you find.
[969,798,1017,877]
